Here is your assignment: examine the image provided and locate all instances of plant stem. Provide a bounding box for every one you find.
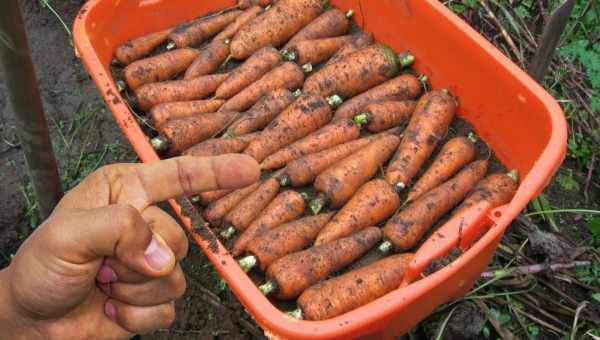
[309,193,328,215]
[238,255,257,272]
[258,281,277,295]
[525,209,600,217]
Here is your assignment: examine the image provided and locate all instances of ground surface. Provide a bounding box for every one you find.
[0,1,598,339]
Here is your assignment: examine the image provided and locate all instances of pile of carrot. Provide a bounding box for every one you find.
[111,0,519,322]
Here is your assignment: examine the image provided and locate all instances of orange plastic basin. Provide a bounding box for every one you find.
[73,1,567,338]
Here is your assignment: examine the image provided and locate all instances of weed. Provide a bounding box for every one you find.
[38,0,71,40]
[575,262,600,288]
[555,169,580,192]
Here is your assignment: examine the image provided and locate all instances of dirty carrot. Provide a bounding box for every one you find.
[281,135,378,187]
[260,227,382,299]
[151,110,238,154]
[315,179,400,245]
[214,6,263,41]
[135,73,228,111]
[219,62,305,112]
[215,47,282,99]
[224,88,296,137]
[296,253,413,320]
[334,74,423,120]
[260,118,360,170]
[168,10,242,48]
[150,99,224,129]
[123,48,199,90]
[455,170,519,214]
[183,39,231,80]
[406,136,477,203]
[196,189,232,207]
[303,44,414,98]
[230,0,326,59]
[311,133,401,213]
[385,89,458,191]
[222,175,281,234]
[283,8,352,49]
[240,212,335,272]
[354,100,417,132]
[238,0,273,9]
[243,92,338,163]
[202,182,260,226]
[325,31,374,66]
[182,132,258,157]
[114,28,173,65]
[231,190,306,256]
[282,35,354,67]
[381,160,488,253]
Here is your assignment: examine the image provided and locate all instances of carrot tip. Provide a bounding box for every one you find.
[302,63,313,73]
[166,41,176,50]
[150,135,169,152]
[326,94,343,109]
[278,173,290,187]
[287,308,303,320]
[400,53,415,68]
[394,182,406,193]
[238,255,257,272]
[220,226,236,239]
[354,113,370,127]
[259,280,277,295]
[378,240,392,253]
[292,89,303,98]
[136,116,151,128]
[346,9,354,18]
[507,169,519,182]
[116,80,126,93]
[309,193,328,215]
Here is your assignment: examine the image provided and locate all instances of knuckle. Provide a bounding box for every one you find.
[115,204,141,229]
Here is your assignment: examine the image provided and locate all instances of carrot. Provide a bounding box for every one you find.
[296,253,414,320]
[183,40,230,80]
[238,0,273,9]
[240,212,335,272]
[215,47,282,99]
[380,160,488,253]
[281,135,378,187]
[334,74,423,120]
[135,73,228,111]
[303,44,414,98]
[260,227,382,299]
[385,90,458,191]
[222,175,281,234]
[114,28,174,65]
[231,190,306,256]
[243,92,337,163]
[151,110,238,154]
[150,99,224,130]
[406,136,477,203]
[325,31,374,66]
[196,189,232,207]
[168,10,242,49]
[311,133,401,213]
[283,8,352,49]
[315,179,400,245]
[282,35,354,67]
[224,88,296,137]
[123,48,199,90]
[455,170,518,214]
[230,0,326,59]
[182,132,258,157]
[260,118,361,170]
[214,6,263,41]
[219,62,305,112]
[353,100,417,132]
[203,182,260,226]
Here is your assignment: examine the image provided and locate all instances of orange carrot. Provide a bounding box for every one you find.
[303,44,414,98]
[183,40,230,80]
[297,253,414,320]
[311,133,401,213]
[325,31,374,66]
[196,189,232,207]
[215,47,282,99]
[150,99,224,129]
[315,179,400,245]
[214,6,263,41]
[182,132,258,157]
[151,110,238,154]
[224,88,296,137]
[260,118,361,170]
[114,28,173,65]
[220,62,305,112]
[135,73,228,111]
[238,0,273,9]
[283,8,352,49]
[381,160,488,252]
[123,48,199,90]
[385,90,458,191]
[353,101,417,132]
[455,171,518,214]
[407,136,477,203]
[203,182,260,226]
[260,227,382,299]
[241,212,335,271]
[168,10,242,48]
[230,0,326,59]
[243,92,335,163]
[231,190,306,256]
[334,74,423,120]
[283,35,354,67]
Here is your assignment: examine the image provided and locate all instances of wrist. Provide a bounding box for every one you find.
[0,267,44,340]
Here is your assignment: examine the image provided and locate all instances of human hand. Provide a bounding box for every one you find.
[0,154,259,340]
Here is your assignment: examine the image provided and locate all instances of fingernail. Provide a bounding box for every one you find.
[144,236,171,271]
[213,155,260,189]
[105,301,117,321]
[97,265,117,283]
